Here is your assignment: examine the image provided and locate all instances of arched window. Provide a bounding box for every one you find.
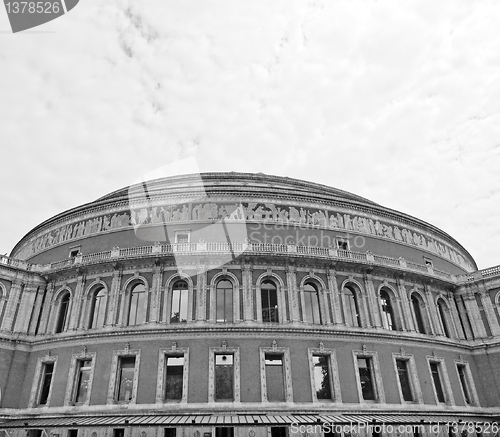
[437,298,451,338]
[261,280,279,323]
[380,289,396,331]
[216,280,233,323]
[127,283,147,326]
[171,280,188,323]
[303,282,321,324]
[89,287,106,329]
[411,293,426,334]
[55,292,70,333]
[343,285,361,327]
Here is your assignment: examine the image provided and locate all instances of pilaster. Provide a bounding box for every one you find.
[38,281,55,334]
[315,275,329,325]
[455,294,474,339]
[448,293,466,339]
[424,285,440,336]
[397,279,414,332]
[462,289,487,338]
[196,266,207,322]
[477,283,500,336]
[69,273,86,330]
[107,266,123,326]
[363,274,381,328]
[28,286,45,335]
[14,283,38,334]
[1,280,23,331]
[149,264,163,323]
[285,265,299,322]
[444,291,460,339]
[326,269,343,325]
[242,264,253,321]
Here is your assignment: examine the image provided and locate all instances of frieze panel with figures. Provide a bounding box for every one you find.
[13,201,473,271]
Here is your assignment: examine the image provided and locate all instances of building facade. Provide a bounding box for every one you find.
[0,173,499,437]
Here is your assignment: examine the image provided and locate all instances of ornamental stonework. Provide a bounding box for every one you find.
[14,200,473,272]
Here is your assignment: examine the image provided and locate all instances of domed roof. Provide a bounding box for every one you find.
[96,172,380,207]
[10,172,477,274]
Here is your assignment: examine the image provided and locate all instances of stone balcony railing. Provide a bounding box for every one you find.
[0,242,470,284]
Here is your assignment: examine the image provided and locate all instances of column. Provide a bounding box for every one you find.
[317,278,329,325]
[14,283,39,334]
[424,285,441,335]
[106,267,123,327]
[286,265,300,322]
[448,293,466,339]
[233,271,241,323]
[196,266,207,322]
[326,269,343,325]
[462,290,487,338]
[444,291,460,339]
[27,286,45,335]
[69,274,86,330]
[1,281,23,331]
[477,283,500,336]
[397,279,414,331]
[363,274,381,328]
[38,281,55,334]
[241,264,253,321]
[149,264,163,323]
[455,293,473,339]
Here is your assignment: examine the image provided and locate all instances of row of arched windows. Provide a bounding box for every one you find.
[48,275,459,340]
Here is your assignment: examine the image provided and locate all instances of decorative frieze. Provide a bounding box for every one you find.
[14,200,474,273]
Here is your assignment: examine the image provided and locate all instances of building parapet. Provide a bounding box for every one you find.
[1,243,461,284]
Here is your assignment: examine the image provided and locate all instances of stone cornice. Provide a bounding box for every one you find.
[2,323,480,353]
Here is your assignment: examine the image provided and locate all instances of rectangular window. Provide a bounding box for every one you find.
[116,356,135,402]
[215,354,234,400]
[69,246,81,258]
[175,233,190,243]
[68,430,78,437]
[215,428,234,437]
[357,357,375,401]
[336,239,349,250]
[39,362,54,405]
[265,353,285,401]
[430,362,445,403]
[312,355,332,400]
[396,359,413,402]
[164,429,176,437]
[165,355,184,401]
[271,428,287,437]
[457,364,471,405]
[28,431,42,437]
[113,429,124,437]
[74,359,92,404]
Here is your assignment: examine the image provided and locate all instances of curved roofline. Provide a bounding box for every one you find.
[95,172,380,206]
[10,172,477,270]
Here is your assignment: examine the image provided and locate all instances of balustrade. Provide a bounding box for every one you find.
[3,243,500,286]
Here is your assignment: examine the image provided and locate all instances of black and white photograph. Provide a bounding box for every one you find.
[1,0,500,432]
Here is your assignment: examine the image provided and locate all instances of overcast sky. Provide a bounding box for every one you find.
[1,0,499,269]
